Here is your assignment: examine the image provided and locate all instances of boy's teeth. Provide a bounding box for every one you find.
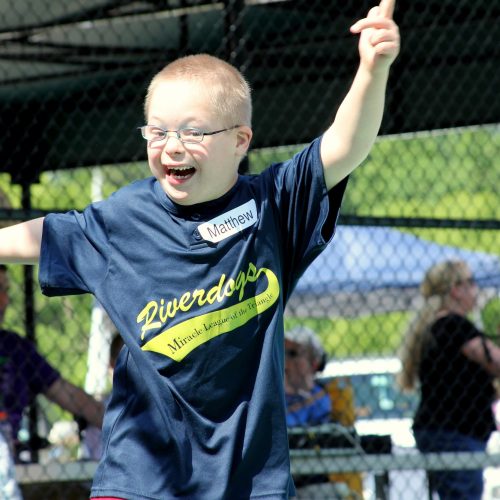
[169,166,195,177]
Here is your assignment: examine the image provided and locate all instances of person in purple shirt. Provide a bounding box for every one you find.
[0,264,104,460]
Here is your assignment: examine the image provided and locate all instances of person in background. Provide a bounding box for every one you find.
[398,259,500,500]
[284,326,330,426]
[284,326,362,499]
[81,332,124,460]
[0,264,104,462]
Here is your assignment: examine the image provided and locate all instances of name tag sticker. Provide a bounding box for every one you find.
[198,200,258,243]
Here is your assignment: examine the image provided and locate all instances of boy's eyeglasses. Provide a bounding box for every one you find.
[138,125,240,144]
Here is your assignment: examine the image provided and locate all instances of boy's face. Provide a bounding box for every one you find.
[146,79,252,206]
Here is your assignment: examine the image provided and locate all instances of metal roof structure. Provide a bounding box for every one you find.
[0,0,498,184]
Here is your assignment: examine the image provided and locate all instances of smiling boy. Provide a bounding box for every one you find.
[0,2,399,498]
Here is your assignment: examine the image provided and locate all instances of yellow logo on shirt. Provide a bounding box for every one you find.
[137,263,280,361]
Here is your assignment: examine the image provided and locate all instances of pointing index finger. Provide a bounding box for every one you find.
[379,0,395,18]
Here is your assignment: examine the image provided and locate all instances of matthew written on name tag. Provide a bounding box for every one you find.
[198,200,258,243]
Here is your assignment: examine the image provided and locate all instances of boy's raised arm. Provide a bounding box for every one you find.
[321,0,400,190]
[0,217,44,264]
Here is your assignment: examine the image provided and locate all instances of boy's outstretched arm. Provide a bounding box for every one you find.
[321,0,400,190]
[0,217,44,264]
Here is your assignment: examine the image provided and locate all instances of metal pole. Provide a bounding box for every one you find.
[21,181,39,463]
[223,0,245,66]
[223,0,250,175]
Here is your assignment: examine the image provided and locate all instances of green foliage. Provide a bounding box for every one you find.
[31,163,149,211]
[346,127,500,217]
[284,313,411,359]
[0,174,22,209]
[481,298,500,338]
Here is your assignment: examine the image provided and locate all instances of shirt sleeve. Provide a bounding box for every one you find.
[266,137,348,297]
[39,202,110,296]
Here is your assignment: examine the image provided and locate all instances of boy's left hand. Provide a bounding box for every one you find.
[350,0,400,72]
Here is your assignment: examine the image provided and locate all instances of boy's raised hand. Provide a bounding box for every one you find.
[350,0,400,72]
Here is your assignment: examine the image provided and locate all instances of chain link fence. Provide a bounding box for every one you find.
[0,1,499,499]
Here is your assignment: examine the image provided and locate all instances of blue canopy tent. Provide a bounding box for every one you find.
[286,226,500,317]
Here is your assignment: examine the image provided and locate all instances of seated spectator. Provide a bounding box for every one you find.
[284,326,362,499]
[284,326,330,427]
[0,264,104,462]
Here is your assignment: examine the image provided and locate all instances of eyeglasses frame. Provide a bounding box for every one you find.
[138,125,240,144]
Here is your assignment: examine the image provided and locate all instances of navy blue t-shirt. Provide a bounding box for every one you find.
[39,138,347,499]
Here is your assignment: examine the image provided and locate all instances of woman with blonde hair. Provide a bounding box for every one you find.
[398,259,500,500]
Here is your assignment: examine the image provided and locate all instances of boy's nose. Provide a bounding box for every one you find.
[161,134,184,154]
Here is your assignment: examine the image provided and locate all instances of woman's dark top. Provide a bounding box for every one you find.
[413,313,496,441]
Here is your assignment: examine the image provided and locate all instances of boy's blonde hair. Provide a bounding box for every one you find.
[397,259,470,391]
[144,54,252,128]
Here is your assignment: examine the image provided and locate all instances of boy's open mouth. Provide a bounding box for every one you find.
[166,166,196,179]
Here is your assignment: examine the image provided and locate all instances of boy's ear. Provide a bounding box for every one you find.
[235,126,252,155]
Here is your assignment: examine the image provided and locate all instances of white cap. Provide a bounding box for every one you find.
[284,326,326,366]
